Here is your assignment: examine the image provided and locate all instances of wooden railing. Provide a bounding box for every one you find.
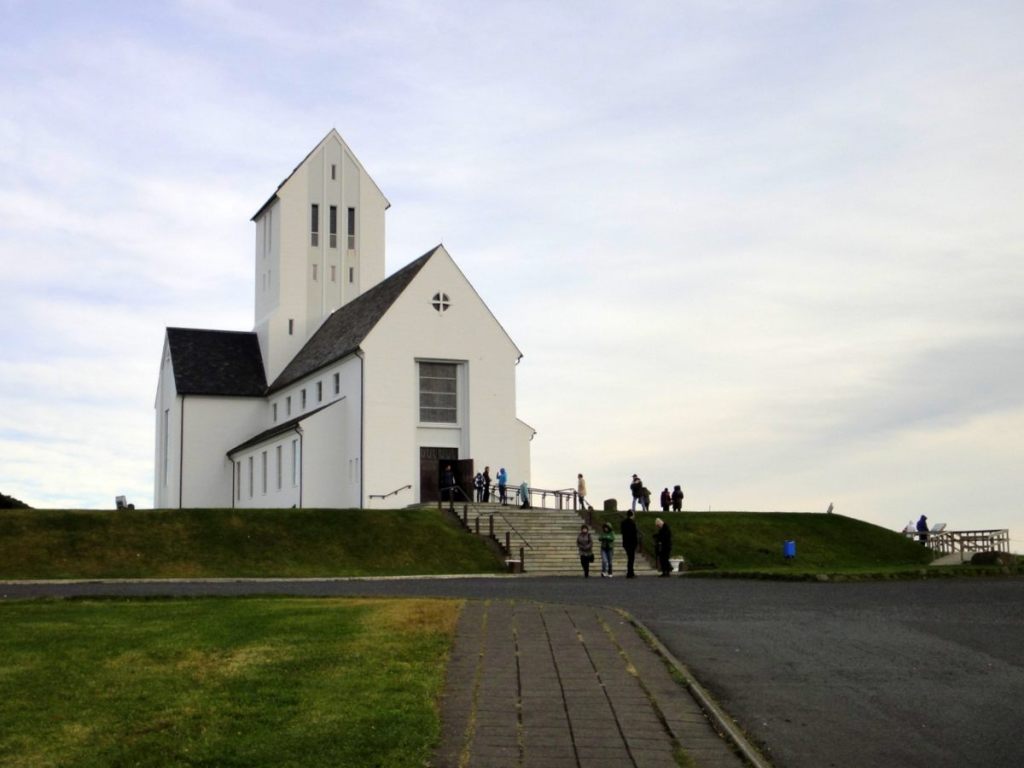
[903,528,1010,555]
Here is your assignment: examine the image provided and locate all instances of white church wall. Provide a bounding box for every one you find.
[153,340,181,509]
[232,433,301,509]
[297,399,357,508]
[179,396,265,508]
[361,248,530,507]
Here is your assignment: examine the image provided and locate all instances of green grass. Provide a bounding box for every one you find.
[0,507,503,579]
[590,511,939,574]
[0,597,461,767]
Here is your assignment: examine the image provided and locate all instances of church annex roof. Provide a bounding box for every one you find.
[267,246,438,393]
[226,400,337,456]
[166,328,267,396]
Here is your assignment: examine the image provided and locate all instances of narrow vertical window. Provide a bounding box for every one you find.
[331,164,336,180]
[276,445,283,490]
[347,207,356,249]
[272,403,278,422]
[288,318,294,335]
[292,439,299,486]
[349,267,354,283]
[333,372,340,394]
[329,205,337,248]
[301,389,307,409]
[330,265,336,282]
[261,451,268,494]
[248,456,254,498]
[310,203,319,246]
[312,263,318,281]
[286,396,292,416]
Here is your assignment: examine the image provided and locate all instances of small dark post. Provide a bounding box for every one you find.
[489,515,494,538]
[505,531,511,552]
[475,516,480,535]
[462,507,468,527]
[519,546,525,572]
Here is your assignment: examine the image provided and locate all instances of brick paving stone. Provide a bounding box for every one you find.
[434,600,754,768]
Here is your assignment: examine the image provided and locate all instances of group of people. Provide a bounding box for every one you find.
[576,512,675,578]
[445,465,533,509]
[629,475,684,512]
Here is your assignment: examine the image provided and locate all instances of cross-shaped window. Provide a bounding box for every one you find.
[432,292,451,313]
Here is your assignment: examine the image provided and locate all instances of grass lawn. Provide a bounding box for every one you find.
[0,597,461,767]
[0,507,503,579]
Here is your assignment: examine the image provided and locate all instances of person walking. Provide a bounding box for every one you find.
[482,466,491,503]
[577,473,589,511]
[916,514,929,545]
[577,524,594,578]
[654,517,673,576]
[620,510,638,578]
[629,474,643,512]
[660,488,671,512]
[598,522,615,577]
[671,485,684,512]
[497,467,508,505]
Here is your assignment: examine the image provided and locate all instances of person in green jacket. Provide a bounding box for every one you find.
[599,522,615,578]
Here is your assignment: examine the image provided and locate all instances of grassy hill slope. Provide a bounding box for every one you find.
[591,511,935,573]
[0,508,504,579]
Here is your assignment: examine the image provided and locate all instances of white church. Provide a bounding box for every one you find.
[154,130,533,509]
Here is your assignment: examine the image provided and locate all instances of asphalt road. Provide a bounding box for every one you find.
[4,575,1022,768]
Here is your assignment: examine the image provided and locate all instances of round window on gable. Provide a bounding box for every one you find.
[431,292,451,313]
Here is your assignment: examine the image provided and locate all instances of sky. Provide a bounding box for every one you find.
[1,1,1022,548]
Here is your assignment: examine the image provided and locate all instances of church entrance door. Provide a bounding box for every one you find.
[419,447,458,503]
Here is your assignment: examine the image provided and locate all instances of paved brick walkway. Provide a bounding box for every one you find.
[434,601,747,768]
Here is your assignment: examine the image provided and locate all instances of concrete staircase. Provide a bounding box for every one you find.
[453,503,657,575]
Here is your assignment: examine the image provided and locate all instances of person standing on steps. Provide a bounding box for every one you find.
[519,480,531,509]
[577,524,594,578]
[474,471,483,502]
[599,522,615,577]
[497,467,508,505]
[442,465,457,511]
[620,510,638,578]
[577,473,589,511]
[482,466,491,503]
[654,517,673,576]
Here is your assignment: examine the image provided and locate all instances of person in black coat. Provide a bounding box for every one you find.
[620,510,639,578]
[654,517,673,576]
[916,514,929,545]
[671,485,683,512]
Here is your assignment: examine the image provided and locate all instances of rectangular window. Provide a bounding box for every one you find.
[248,456,254,498]
[261,451,268,494]
[301,389,307,409]
[329,205,337,248]
[333,372,340,394]
[316,381,323,402]
[272,403,278,422]
[349,266,354,283]
[347,207,355,249]
[276,445,282,490]
[313,263,318,282]
[419,362,458,423]
[288,318,294,335]
[286,396,292,416]
[331,163,336,180]
[310,203,319,246]
[292,439,299,486]
[330,264,336,282]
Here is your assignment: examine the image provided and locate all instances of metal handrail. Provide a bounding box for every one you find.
[485,481,579,511]
[442,485,533,551]
[368,484,412,500]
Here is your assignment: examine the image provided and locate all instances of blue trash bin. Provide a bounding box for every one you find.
[783,540,796,559]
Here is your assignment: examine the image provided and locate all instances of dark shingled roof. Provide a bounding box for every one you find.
[226,401,337,456]
[166,328,267,397]
[268,246,437,393]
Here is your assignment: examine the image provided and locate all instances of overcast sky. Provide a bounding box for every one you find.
[2,1,1022,548]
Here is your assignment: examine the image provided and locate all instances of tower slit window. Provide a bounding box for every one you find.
[347,207,356,250]
[310,204,319,246]
[329,205,337,248]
